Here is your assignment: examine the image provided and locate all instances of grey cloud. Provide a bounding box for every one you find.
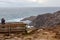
[0,0,60,7]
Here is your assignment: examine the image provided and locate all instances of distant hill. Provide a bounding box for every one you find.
[29,11,60,28]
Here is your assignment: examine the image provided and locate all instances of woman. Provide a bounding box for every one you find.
[1,18,5,24]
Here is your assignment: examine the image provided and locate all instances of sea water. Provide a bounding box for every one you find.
[0,7,60,22]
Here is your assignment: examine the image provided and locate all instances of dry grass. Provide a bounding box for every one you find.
[0,23,60,40]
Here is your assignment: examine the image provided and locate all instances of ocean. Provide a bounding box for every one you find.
[0,7,60,22]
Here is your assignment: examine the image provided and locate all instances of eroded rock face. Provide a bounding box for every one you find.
[30,11,60,28]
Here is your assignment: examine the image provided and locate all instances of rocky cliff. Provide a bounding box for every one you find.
[30,11,60,28]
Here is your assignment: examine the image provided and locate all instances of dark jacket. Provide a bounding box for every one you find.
[1,18,5,24]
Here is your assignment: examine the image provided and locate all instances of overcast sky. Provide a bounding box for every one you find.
[0,0,60,7]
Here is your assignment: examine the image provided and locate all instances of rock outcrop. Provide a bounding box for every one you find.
[30,11,60,28]
[21,16,36,21]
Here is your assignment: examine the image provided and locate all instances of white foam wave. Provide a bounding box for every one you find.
[0,17,31,24]
[6,18,25,22]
